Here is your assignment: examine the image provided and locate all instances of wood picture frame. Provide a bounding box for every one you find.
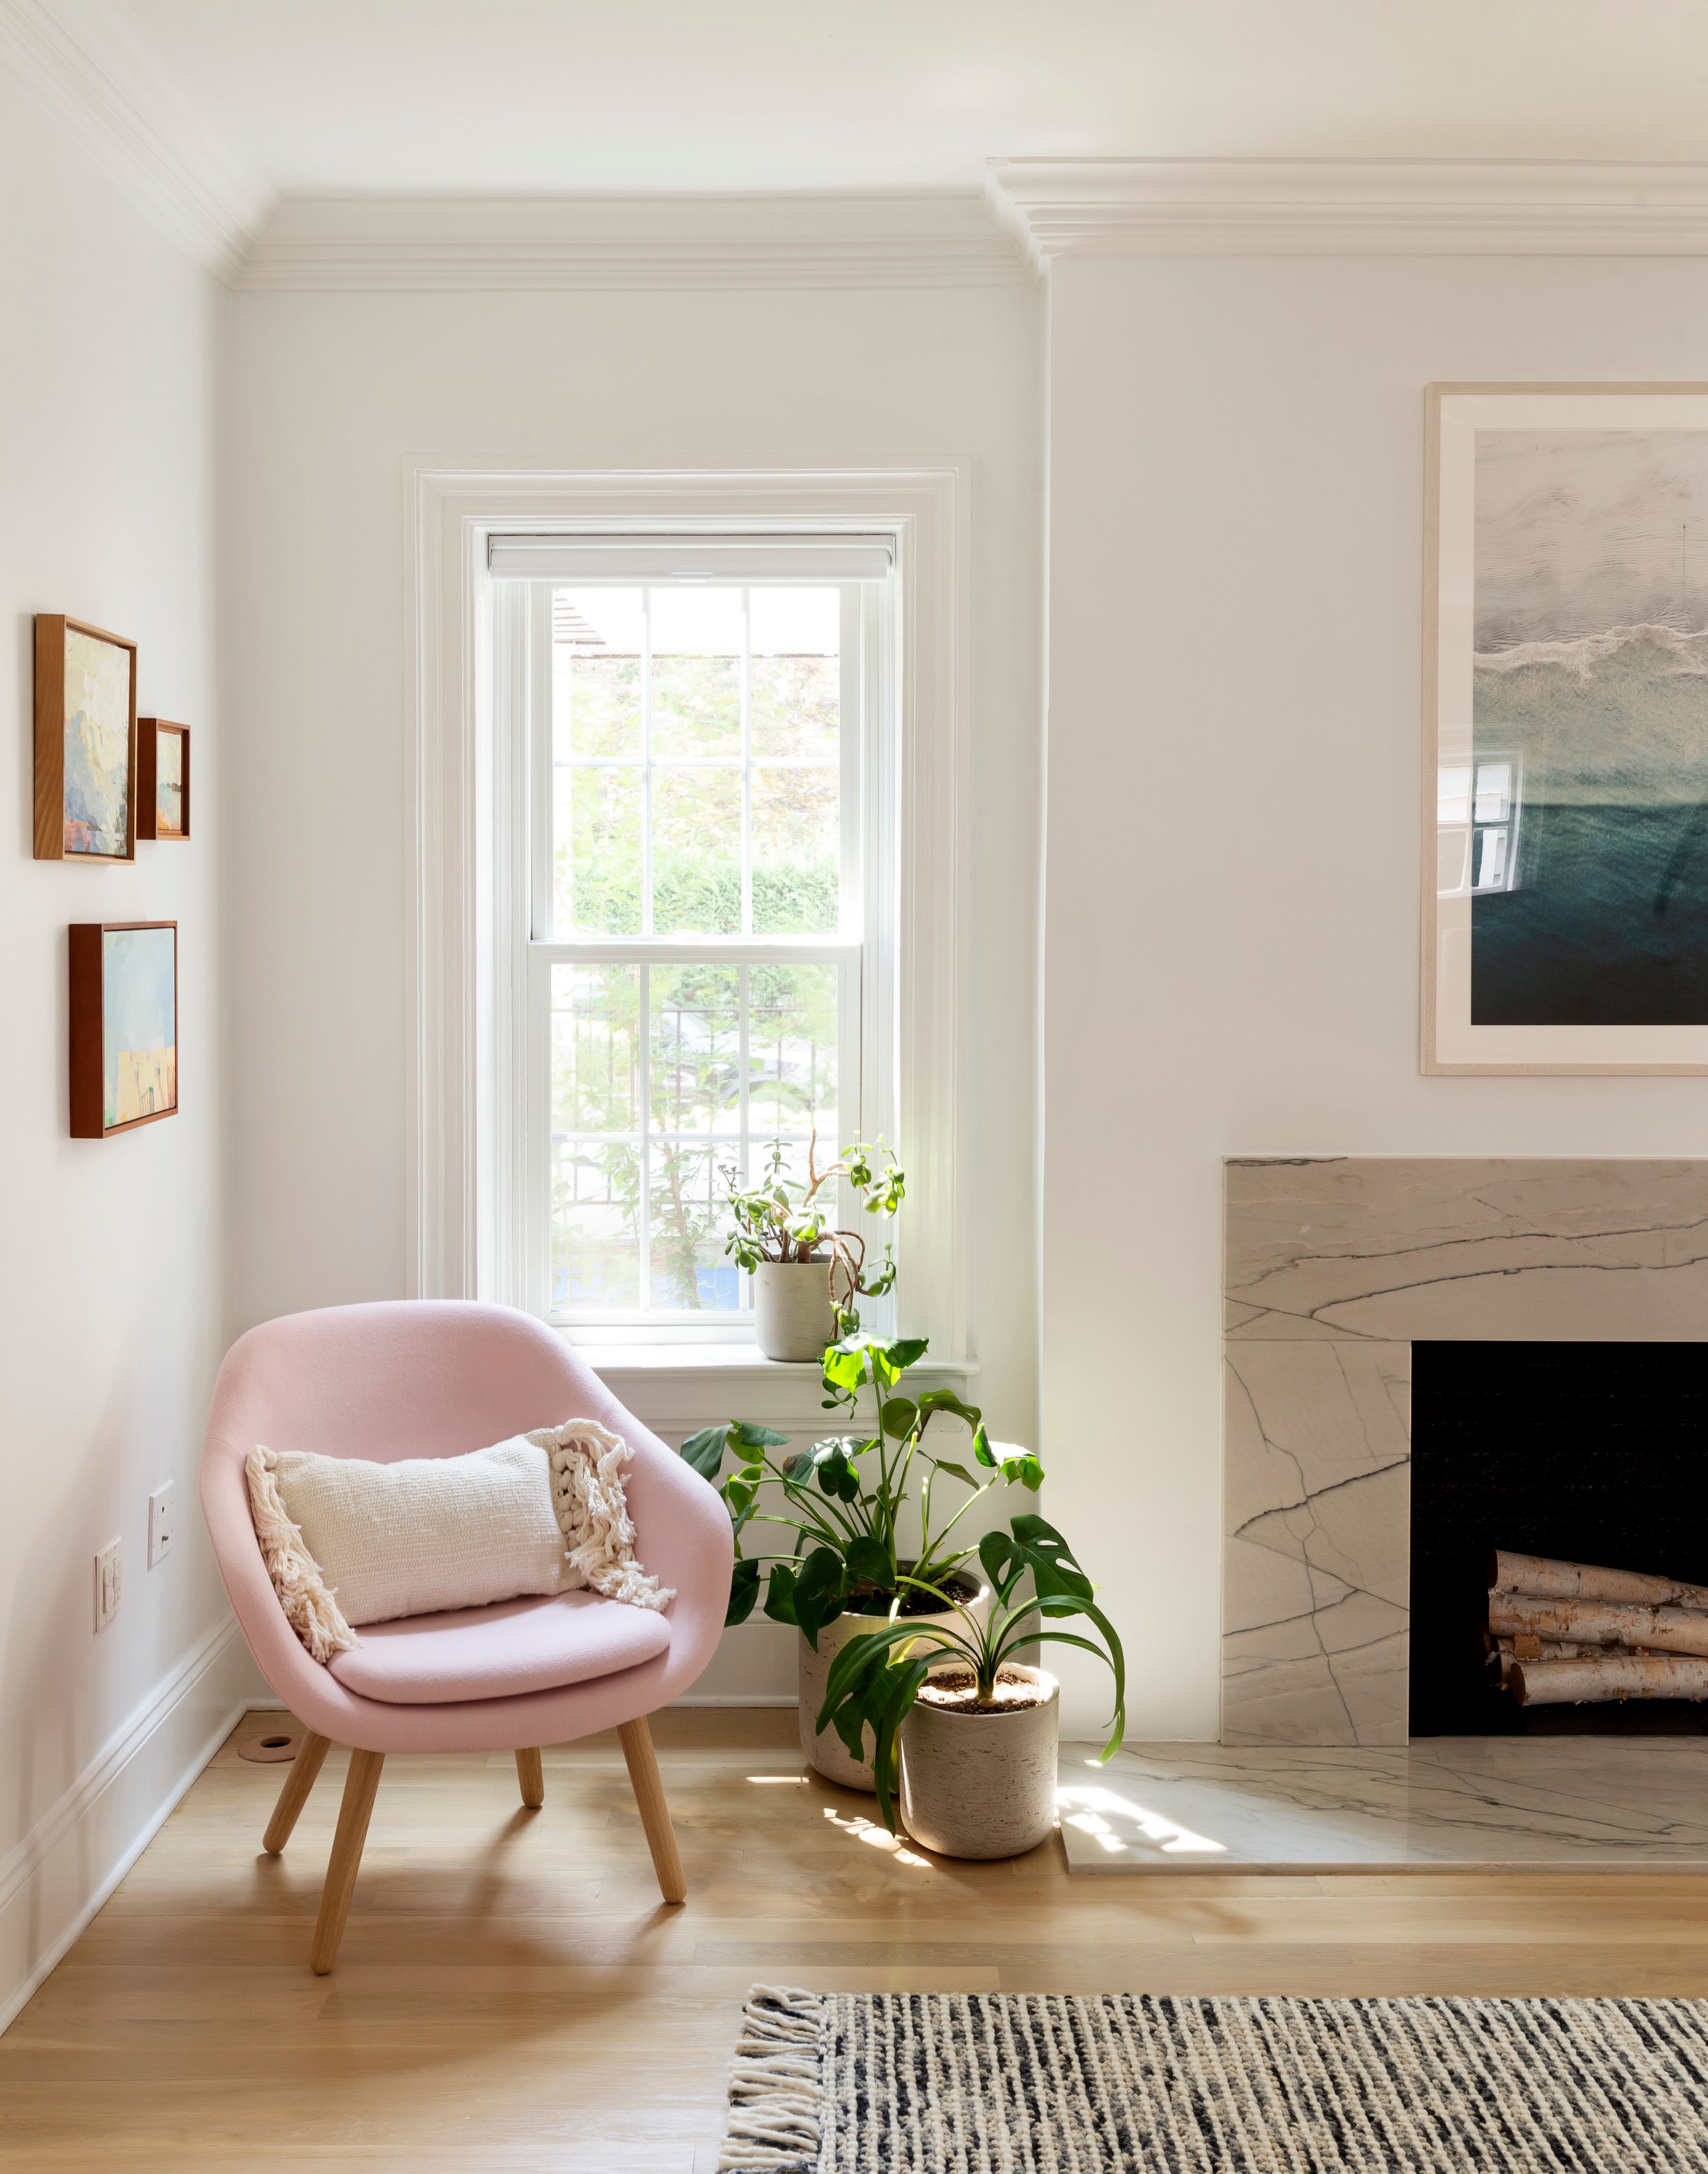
[1424,383,1708,1074]
[137,719,191,841]
[34,615,138,863]
[69,922,179,1138]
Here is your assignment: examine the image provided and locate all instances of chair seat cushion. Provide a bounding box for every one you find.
[327,1590,672,1706]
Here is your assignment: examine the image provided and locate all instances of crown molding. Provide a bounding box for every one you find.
[986,158,1708,261]
[237,190,1034,292]
[0,0,271,278]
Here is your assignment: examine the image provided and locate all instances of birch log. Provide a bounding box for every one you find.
[1488,1592,1708,1657]
[1513,1653,1708,1706]
[1489,1551,1708,1611]
[1483,1633,1593,1687]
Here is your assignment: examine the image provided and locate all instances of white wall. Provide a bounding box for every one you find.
[0,71,249,2029]
[224,278,1044,1694]
[1041,255,1708,1740]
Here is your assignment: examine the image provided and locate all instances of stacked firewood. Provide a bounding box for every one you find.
[1485,1551,1708,1706]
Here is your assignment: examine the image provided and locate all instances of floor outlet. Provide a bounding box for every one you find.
[148,1483,174,1568]
[95,1537,122,1630]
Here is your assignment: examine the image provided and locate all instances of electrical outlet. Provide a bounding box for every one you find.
[95,1537,122,1631]
[148,1483,174,1568]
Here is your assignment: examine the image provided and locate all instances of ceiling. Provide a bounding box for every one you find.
[117,0,1708,198]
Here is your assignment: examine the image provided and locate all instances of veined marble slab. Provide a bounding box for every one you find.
[1058,1738,1708,1873]
[1221,1156,1708,1744]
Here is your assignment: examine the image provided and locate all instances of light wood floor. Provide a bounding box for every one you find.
[7,1709,1708,2171]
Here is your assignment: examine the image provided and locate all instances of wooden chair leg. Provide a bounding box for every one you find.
[516,1746,545,1809]
[262,1730,331,1853]
[617,1717,685,1904]
[310,1749,385,1975]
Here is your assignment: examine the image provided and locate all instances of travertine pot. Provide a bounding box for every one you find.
[753,1260,837,1362]
[799,1583,989,1790]
[898,1664,1059,1858]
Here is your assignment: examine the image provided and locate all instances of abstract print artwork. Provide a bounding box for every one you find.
[1427,387,1708,1072]
[34,615,137,862]
[69,923,178,1138]
[138,718,190,841]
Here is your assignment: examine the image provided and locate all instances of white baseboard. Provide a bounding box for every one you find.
[0,1615,255,2039]
[672,1693,798,1708]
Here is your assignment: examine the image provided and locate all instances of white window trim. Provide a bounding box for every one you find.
[408,465,972,1368]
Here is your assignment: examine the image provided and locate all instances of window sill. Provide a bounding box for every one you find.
[568,1337,978,1432]
[574,1339,977,1379]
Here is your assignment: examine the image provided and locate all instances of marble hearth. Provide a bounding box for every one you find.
[1223,1157,1708,1746]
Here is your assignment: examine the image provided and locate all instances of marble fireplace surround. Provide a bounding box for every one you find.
[1223,1157,1708,1747]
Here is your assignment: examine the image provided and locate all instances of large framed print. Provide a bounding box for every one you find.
[1425,384,1708,1074]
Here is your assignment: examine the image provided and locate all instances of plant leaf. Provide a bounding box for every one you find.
[762,1562,799,1626]
[999,1452,1045,1493]
[731,1420,790,1450]
[971,1424,996,1469]
[679,1425,729,1481]
[879,1396,919,1439]
[791,1547,847,1650]
[843,1534,893,1589]
[926,1459,983,1492]
[725,1555,761,1627]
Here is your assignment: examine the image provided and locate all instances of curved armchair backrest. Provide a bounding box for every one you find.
[200,1300,732,1750]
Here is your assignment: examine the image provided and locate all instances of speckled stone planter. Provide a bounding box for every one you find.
[898,1665,1060,1859]
[753,1261,837,1362]
[798,1584,989,1791]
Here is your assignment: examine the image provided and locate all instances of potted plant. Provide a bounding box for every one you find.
[722,1137,902,1361]
[681,1331,1045,1788]
[814,1516,1125,1859]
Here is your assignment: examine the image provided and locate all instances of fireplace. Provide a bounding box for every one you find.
[1410,1341,1708,1736]
[1223,1156,1708,1746]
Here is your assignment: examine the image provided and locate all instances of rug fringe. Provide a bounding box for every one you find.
[717,1986,826,2172]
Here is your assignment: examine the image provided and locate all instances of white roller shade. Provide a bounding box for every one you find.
[487,532,894,582]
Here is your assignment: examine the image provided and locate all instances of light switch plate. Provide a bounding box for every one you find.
[95,1537,122,1630]
[148,1483,174,1569]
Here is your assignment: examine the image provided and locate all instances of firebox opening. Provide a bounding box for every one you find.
[1410,1341,1708,1736]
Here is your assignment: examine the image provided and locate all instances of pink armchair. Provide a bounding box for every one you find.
[200,1300,732,1972]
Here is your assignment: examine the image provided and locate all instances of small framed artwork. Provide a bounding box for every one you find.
[69,922,179,1138]
[1425,384,1708,1073]
[137,719,190,841]
[34,615,138,863]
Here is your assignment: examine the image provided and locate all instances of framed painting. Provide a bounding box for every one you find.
[34,615,137,863]
[137,719,190,841]
[1425,385,1708,1073]
[69,922,178,1138]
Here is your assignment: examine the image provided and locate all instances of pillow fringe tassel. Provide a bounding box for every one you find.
[529,1420,676,1610]
[245,1446,359,1661]
[717,1986,826,2173]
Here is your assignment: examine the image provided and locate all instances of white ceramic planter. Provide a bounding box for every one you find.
[753,1259,837,1362]
[897,1664,1059,1859]
[798,1582,988,1791]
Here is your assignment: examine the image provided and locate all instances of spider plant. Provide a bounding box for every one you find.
[814,1515,1126,1833]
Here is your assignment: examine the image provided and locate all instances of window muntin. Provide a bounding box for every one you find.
[533,576,866,1330]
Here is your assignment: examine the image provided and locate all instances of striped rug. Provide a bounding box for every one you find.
[719,1987,1708,2171]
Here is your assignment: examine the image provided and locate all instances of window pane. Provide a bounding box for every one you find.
[653,768,741,933]
[651,587,742,757]
[649,1143,739,1312]
[554,764,642,934]
[747,963,838,1142]
[551,1139,640,1312]
[650,964,742,1135]
[554,589,642,758]
[550,963,640,1133]
[752,769,839,934]
[751,588,839,760]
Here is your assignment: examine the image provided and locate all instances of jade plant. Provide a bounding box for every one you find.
[721,1136,903,1330]
[680,1331,1045,1643]
[815,1515,1127,1832]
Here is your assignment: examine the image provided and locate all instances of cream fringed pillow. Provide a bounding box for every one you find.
[246,1421,674,1662]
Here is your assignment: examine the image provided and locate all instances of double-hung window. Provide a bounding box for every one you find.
[492,534,896,1341]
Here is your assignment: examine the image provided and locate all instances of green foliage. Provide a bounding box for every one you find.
[814,1514,1127,1833]
[723,1138,903,1328]
[678,1331,1047,1651]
